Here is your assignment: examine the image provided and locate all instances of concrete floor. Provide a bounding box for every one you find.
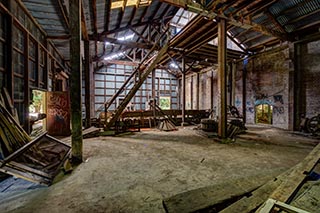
[0,125,318,213]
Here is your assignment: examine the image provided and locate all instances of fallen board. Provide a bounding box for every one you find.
[163,170,285,213]
[269,143,320,202]
[220,143,320,213]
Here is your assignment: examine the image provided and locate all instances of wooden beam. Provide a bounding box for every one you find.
[265,10,286,33]
[91,0,98,34]
[81,0,89,41]
[116,0,128,29]
[160,0,290,41]
[84,40,91,128]
[69,0,83,164]
[58,0,70,29]
[227,33,248,53]
[105,0,111,32]
[218,18,227,139]
[129,26,151,44]
[105,43,169,130]
[181,57,186,126]
[103,59,139,66]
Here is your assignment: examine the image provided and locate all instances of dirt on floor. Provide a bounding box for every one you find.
[0,125,318,213]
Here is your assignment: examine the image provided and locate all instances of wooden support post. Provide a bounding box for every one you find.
[6,0,13,108]
[242,61,247,124]
[293,43,303,130]
[190,75,193,109]
[211,72,214,110]
[196,72,200,110]
[69,0,83,164]
[152,68,156,126]
[181,57,186,126]
[84,40,91,128]
[24,33,30,133]
[218,18,227,138]
[231,61,236,106]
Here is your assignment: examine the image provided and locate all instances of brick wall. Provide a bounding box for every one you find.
[299,40,320,119]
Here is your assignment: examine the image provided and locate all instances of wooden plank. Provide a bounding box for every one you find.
[0,166,51,185]
[163,171,284,213]
[219,168,293,213]
[0,102,31,141]
[259,198,310,213]
[269,143,320,202]
[0,132,47,168]
[220,143,320,213]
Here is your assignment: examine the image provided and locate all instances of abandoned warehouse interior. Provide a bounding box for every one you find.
[0,0,320,212]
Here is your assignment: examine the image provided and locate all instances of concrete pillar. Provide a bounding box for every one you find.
[218,18,227,138]
[70,0,83,164]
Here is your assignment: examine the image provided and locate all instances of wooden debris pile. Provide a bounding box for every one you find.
[0,89,70,185]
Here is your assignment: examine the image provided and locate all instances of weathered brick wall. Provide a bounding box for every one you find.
[236,46,291,129]
[300,40,320,119]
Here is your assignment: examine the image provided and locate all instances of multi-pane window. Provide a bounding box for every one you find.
[93,65,179,115]
[29,38,37,87]
[39,47,46,88]
[12,24,25,123]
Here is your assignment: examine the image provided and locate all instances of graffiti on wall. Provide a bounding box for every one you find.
[273,95,284,104]
[47,91,71,136]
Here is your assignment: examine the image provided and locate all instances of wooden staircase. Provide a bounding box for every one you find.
[104,43,169,130]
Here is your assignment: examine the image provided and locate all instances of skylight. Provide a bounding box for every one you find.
[104,52,125,61]
[117,34,134,41]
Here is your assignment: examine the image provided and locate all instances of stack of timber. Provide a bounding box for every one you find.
[0,93,70,185]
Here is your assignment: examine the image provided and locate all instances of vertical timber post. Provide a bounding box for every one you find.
[196,72,200,110]
[70,0,83,164]
[218,18,227,139]
[231,61,236,106]
[293,43,302,130]
[152,68,156,126]
[181,57,186,126]
[84,40,91,128]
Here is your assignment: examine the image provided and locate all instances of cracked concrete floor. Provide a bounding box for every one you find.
[0,125,318,213]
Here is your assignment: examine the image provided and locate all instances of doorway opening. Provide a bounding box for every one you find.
[255,104,273,124]
[29,89,47,136]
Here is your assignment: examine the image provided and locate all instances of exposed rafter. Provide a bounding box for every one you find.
[58,0,69,29]
[91,0,98,34]
[265,10,286,34]
[105,0,112,32]
[160,0,291,41]
[81,0,89,41]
